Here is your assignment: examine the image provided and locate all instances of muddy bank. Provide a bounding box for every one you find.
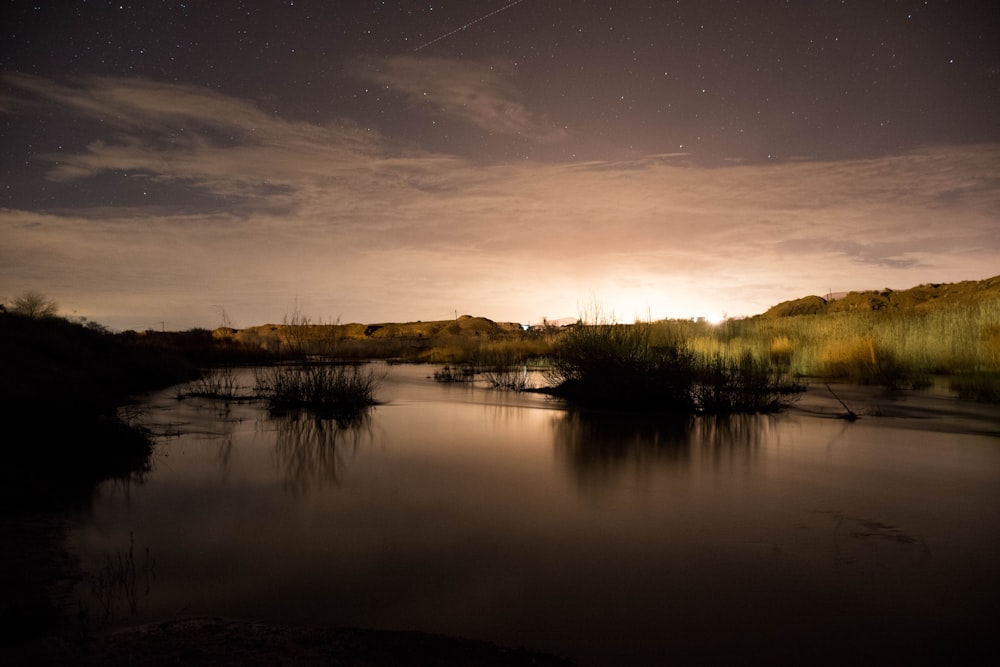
[31,617,574,666]
[792,382,1000,436]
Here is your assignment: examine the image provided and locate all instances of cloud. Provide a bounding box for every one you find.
[2,74,999,328]
[351,55,568,142]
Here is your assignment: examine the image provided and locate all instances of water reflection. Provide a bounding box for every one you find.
[66,366,1000,667]
[78,530,156,631]
[553,411,692,489]
[270,409,376,494]
[554,411,781,490]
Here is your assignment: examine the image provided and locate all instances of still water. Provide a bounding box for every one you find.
[71,364,1000,665]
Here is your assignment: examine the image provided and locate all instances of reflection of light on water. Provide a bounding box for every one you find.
[67,363,1000,667]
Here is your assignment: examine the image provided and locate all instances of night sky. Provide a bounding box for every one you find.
[3,1,999,330]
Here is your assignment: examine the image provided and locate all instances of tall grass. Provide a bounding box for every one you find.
[693,351,803,414]
[186,366,243,400]
[253,362,384,417]
[545,307,806,415]
[670,297,1000,394]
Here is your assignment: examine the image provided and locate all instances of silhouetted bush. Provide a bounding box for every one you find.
[547,319,697,414]
[8,290,58,319]
[253,362,384,418]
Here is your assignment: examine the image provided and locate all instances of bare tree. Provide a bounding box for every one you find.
[10,290,59,318]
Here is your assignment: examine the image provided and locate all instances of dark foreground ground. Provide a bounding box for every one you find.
[15,617,573,666]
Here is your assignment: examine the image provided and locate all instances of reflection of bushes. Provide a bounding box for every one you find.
[431,364,475,383]
[84,530,155,627]
[951,371,1000,403]
[553,411,776,491]
[553,411,691,487]
[254,362,383,418]
[272,410,373,494]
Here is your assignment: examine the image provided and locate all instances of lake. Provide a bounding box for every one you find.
[69,364,1000,665]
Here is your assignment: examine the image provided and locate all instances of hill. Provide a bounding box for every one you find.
[210,315,532,362]
[762,275,1000,318]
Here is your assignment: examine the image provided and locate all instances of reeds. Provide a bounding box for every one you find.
[544,307,807,415]
[185,366,243,400]
[253,362,384,417]
[547,315,698,414]
[669,296,1000,395]
[693,351,803,414]
[431,364,476,383]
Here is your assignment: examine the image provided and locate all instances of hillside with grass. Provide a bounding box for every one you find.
[677,275,1000,400]
[762,275,1000,317]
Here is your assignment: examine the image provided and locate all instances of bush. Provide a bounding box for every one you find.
[547,319,697,414]
[254,362,384,417]
[8,290,58,319]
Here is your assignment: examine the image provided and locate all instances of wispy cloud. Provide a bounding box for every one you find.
[2,73,998,328]
[351,55,568,141]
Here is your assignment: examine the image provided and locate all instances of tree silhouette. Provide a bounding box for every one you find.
[10,290,59,318]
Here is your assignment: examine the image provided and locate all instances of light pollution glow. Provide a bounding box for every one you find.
[2,28,998,330]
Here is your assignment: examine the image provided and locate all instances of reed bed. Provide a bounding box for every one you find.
[253,362,384,417]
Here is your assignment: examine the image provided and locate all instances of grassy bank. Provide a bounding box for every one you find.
[673,295,1000,392]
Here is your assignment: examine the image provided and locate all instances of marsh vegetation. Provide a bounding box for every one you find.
[253,362,384,417]
[209,277,1000,409]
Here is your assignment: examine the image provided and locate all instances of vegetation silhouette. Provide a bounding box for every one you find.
[8,289,59,319]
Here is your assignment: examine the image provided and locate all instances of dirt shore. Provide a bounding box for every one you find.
[24,617,574,666]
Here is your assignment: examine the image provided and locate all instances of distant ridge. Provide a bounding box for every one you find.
[217,314,525,347]
[762,275,1000,318]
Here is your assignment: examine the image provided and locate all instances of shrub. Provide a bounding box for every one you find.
[9,290,58,319]
[254,362,384,417]
[547,319,697,414]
